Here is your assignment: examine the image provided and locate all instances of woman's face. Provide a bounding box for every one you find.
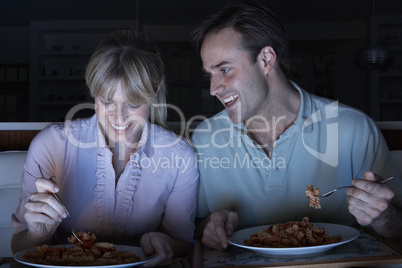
[95,81,150,146]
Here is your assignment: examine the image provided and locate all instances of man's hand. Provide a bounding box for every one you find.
[202,209,238,250]
[140,232,174,267]
[346,171,395,226]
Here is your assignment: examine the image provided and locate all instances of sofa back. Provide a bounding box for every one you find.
[0,151,27,257]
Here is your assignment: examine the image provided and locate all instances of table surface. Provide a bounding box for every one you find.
[0,257,188,268]
[192,229,402,268]
[2,230,401,268]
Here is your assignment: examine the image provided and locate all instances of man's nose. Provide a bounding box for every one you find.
[210,76,223,97]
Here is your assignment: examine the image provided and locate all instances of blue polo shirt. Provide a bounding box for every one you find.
[192,81,402,229]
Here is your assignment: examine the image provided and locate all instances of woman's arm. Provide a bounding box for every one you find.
[11,177,66,254]
[11,125,65,253]
[142,141,199,266]
[160,142,200,242]
[11,229,53,254]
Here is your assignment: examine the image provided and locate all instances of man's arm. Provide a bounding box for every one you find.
[194,215,211,240]
[140,232,192,267]
[370,205,402,238]
[194,209,238,250]
[346,171,402,237]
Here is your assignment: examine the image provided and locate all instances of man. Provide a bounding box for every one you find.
[191,0,402,250]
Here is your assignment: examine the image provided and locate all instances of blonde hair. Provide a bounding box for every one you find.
[85,29,167,126]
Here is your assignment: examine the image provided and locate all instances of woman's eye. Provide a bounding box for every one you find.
[99,99,112,106]
[127,103,140,109]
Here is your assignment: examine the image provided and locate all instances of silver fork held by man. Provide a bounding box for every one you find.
[37,164,84,244]
[319,176,395,198]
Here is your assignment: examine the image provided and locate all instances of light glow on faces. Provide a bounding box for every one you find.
[110,123,130,131]
[95,81,150,145]
[223,94,239,104]
[201,28,270,123]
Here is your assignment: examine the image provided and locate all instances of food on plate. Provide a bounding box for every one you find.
[68,231,96,248]
[244,217,342,248]
[22,232,141,265]
[305,184,321,209]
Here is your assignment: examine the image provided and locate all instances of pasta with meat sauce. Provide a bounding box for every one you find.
[244,217,342,248]
[22,232,141,266]
[305,184,321,209]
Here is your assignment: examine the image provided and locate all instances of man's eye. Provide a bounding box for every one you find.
[221,68,229,74]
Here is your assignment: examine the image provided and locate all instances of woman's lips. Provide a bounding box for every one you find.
[110,122,131,132]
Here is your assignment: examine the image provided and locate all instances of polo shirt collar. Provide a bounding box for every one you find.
[227,80,312,137]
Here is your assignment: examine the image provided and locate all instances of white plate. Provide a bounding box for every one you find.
[14,244,155,267]
[227,222,359,257]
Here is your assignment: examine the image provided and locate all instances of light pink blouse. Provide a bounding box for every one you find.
[12,115,199,243]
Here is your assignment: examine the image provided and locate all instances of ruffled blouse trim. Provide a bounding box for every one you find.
[114,151,142,236]
[93,124,114,235]
[93,120,145,236]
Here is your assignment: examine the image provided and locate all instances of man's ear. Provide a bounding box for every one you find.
[259,46,276,73]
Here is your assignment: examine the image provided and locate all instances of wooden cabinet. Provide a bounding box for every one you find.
[370,16,402,121]
[29,21,136,121]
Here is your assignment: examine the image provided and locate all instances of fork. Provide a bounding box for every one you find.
[319,176,394,197]
[37,164,84,245]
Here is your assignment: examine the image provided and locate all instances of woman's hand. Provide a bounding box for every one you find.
[140,232,174,267]
[23,177,67,244]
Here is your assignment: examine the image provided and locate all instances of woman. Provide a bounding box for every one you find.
[11,30,199,267]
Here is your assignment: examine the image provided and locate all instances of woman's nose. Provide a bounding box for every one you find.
[110,104,127,122]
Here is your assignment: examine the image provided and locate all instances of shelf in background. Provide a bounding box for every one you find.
[29,20,137,121]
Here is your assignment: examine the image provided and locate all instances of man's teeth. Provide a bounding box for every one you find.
[111,123,129,131]
[223,94,239,104]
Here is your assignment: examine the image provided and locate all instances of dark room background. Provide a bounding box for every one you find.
[0,0,401,123]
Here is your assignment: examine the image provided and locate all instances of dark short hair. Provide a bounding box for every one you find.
[192,0,289,75]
